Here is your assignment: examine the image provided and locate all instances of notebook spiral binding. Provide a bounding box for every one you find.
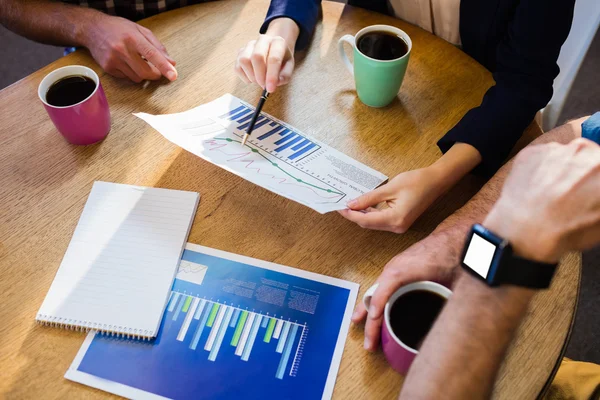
[35,314,153,340]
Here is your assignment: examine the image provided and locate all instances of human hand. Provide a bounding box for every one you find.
[83,14,177,83]
[235,18,298,92]
[339,167,446,233]
[352,230,461,351]
[485,138,600,263]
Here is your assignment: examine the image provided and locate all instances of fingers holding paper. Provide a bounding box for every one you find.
[339,167,445,233]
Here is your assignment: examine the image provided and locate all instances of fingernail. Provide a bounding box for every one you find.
[348,199,357,208]
[166,70,177,81]
[364,337,371,350]
[369,306,378,317]
[352,310,359,320]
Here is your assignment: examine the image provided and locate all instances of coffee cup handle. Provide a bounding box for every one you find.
[362,283,379,312]
[338,34,356,76]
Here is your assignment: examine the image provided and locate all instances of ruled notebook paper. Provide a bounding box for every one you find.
[36,181,200,339]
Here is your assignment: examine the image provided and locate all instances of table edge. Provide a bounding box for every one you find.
[536,253,582,399]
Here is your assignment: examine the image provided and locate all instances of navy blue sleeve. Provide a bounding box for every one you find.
[438,0,575,177]
[260,0,321,50]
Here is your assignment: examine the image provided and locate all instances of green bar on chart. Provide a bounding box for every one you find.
[182,296,193,313]
[264,318,276,343]
[206,303,220,327]
[231,310,248,346]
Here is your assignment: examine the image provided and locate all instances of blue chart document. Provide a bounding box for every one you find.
[66,243,359,400]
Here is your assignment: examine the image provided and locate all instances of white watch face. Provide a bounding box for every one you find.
[463,233,497,278]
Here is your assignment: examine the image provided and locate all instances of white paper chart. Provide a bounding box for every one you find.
[134,94,388,213]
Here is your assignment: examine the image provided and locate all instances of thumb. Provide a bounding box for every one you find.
[347,185,390,210]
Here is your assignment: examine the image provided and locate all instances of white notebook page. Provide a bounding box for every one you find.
[36,181,199,338]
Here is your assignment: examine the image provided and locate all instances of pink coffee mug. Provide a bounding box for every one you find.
[363,281,452,375]
[38,65,111,145]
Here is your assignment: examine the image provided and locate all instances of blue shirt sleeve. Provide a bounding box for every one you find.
[438,0,575,177]
[260,0,321,50]
[582,112,600,145]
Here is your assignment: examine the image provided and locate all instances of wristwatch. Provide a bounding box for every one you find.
[460,224,558,289]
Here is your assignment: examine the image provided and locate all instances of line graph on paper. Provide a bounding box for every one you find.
[177,114,349,205]
[134,94,390,212]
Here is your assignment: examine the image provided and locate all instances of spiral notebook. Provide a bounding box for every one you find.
[36,181,200,340]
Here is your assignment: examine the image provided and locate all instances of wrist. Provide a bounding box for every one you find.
[265,17,299,50]
[77,9,109,48]
[483,208,562,263]
[430,143,482,191]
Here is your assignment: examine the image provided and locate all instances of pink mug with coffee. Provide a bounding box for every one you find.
[38,65,111,145]
[363,281,452,375]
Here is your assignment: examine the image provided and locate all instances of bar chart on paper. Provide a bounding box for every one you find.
[167,292,308,379]
[134,94,388,213]
[69,244,358,400]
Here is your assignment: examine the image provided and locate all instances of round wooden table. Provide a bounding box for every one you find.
[0,0,580,399]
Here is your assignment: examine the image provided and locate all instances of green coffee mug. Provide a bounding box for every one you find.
[338,25,412,108]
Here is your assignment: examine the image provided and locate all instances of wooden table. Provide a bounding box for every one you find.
[0,0,580,399]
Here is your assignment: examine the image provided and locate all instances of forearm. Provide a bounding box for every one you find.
[265,18,300,51]
[400,272,534,399]
[0,0,104,47]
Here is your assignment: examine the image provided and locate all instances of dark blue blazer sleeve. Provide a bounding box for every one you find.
[261,0,321,50]
[438,0,575,177]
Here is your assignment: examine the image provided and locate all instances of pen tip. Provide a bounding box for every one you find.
[241,134,248,146]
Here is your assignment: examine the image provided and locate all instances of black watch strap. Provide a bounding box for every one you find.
[498,255,558,289]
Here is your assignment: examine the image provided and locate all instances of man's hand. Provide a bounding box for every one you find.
[352,230,461,351]
[235,18,299,93]
[83,14,177,83]
[485,138,600,263]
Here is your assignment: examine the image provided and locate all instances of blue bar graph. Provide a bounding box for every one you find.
[168,292,305,379]
[190,301,212,350]
[276,324,299,379]
[218,102,321,161]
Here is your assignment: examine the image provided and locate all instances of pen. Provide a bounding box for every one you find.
[241,89,269,146]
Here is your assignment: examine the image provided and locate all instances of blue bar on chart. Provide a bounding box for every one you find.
[194,299,207,320]
[177,297,200,341]
[235,312,256,356]
[277,321,291,353]
[205,306,227,351]
[208,307,234,361]
[229,309,241,328]
[167,292,180,312]
[276,324,299,379]
[242,315,263,361]
[166,292,306,380]
[172,295,187,321]
[190,301,212,350]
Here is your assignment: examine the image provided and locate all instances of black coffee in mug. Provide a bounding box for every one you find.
[389,289,446,350]
[46,75,96,107]
[357,30,408,60]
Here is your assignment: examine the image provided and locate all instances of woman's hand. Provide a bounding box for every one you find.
[340,143,482,233]
[235,18,299,93]
[339,166,446,233]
